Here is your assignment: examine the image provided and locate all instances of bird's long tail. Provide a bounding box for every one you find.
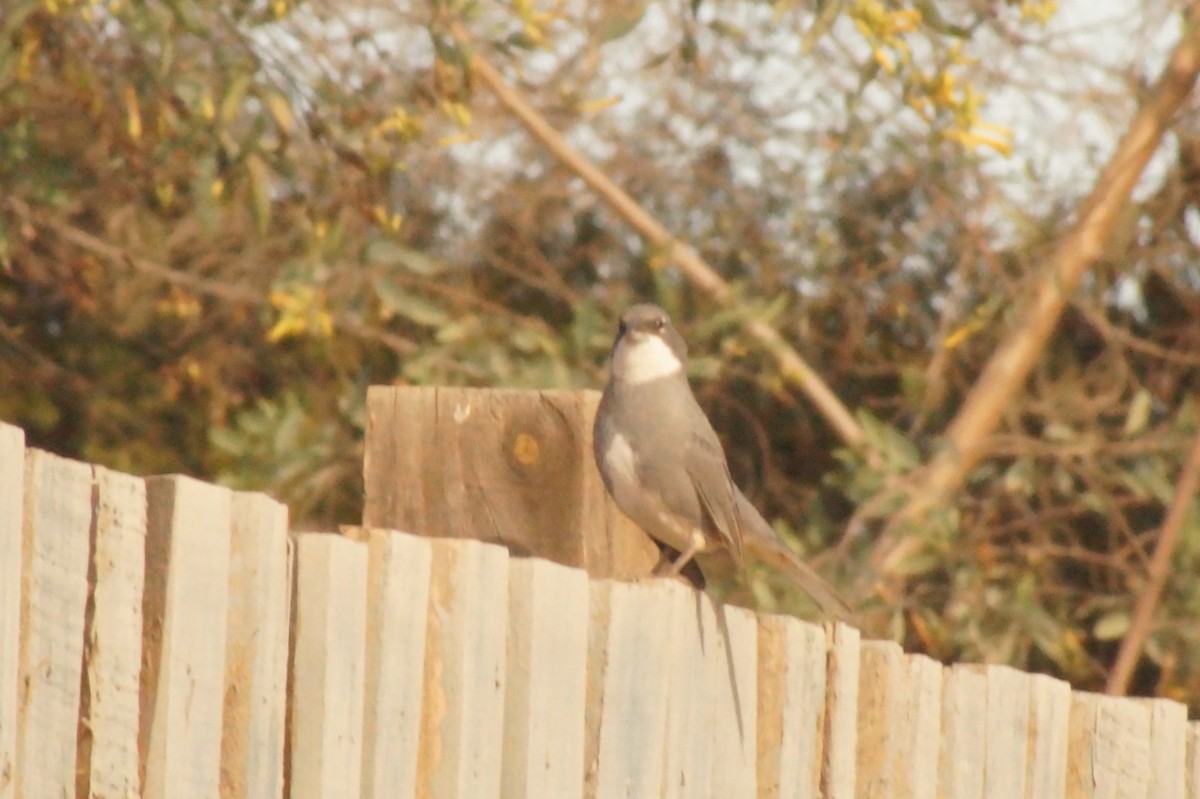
[735,492,853,621]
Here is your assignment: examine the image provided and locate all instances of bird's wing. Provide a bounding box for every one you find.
[734,490,852,620]
[684,428,744,564]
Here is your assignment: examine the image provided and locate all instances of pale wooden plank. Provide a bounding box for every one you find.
[0,424,24,799]
[289,533,368,799]
[1066,691,1152,799]
[583,580,612,799]
[659,588,758,798]
[501,556,589,799]
[221,492,291,799]
[17,450,93,799]
[661,582,714,799]
[978,664,1030,799]
[1100,696,1152,798]
[361,529,432,799]
[1187,722,1200,799]
[79,468,146,799]
[416,538,509,798]
[822,621,861,799]
[756,614,826,799]
[856,639,905,797]
[939,665,987,799]
[709,603,758,797]
[903,653,942,798]
[858,641,942,798]
[141,475,233,799]
[1025,673,1069,799]
[584,580,673,799]
[1143,697,1188,799]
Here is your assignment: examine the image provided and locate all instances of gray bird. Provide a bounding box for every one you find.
[593,303,851,619]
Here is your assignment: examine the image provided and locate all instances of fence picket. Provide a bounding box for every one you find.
[289,533,368,799]
[502,556,589,799]
[940,664,987,799]
[417,538,509,798]
[79,467,146,798]
[1145,697,1189,799]
[16,450,92,799]
[222,492,291,799]
[1026,673,1070,799]
[361,529,433,799]
[823,621,861,799]
[142,475,233,799]
[586,580,674,799]
[1068,691,1152,798]
[756,614,826,799]
[0,424,23,799]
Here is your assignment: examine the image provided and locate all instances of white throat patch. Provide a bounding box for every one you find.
[613,334,683,385]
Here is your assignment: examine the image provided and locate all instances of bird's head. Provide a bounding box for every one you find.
[610,303,689,384]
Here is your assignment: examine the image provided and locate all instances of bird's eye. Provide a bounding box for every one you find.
[655,318,666,330]
[618,321,628,335]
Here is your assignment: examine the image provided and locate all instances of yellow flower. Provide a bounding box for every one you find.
[268,286,334,342]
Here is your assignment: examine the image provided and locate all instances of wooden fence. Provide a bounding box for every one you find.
[1,418,1199,798]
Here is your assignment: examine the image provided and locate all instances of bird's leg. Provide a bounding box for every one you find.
[654,528,707,578]
[660,540,700,577]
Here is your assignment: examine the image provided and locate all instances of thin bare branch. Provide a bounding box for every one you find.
[1105,425,1200,696]
[446,19,866,450]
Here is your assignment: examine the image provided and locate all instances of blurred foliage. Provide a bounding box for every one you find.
[2,0,1200,706]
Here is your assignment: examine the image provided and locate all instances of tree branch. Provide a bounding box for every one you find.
[446,20,865,450]
[872,13,1200,574]
[1105,425,1200,696]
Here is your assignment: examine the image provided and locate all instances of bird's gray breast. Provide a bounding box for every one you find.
[595,378,707,540]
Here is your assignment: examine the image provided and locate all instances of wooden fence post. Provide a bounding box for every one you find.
[822,621,861,798]
[1143,698,1188,799]
[941,665,987,798]
[361,529,432,799]
[856,639,905,796]
[222,492,292,799]
[977,664,1032,798]
[756,614,827,799]
[417,538,510,798]
[710,603,759,796]
[17,450,92,799]
[502,556,589,798]
[289,533,368,799]
[141,475,233,799]
[1067,691,1152,797]
[1027,673,1070,798]
[363,386,658,579]
[0,424,23,799]
[584,580,674,799]
[78,467,147,798]
[661,581,714,799]
[659,586,758,798]
[1188,722,1200,797]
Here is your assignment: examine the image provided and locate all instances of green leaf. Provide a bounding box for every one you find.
[1092,610,1130,642]
[261,88,295,137]
[244,152,272,233]
[373,279,448,328]
[855,408,919,471]
[220,71,253,126]
[1123,388,1152,437]
[598,3,647,42]
[364,240,446,276]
